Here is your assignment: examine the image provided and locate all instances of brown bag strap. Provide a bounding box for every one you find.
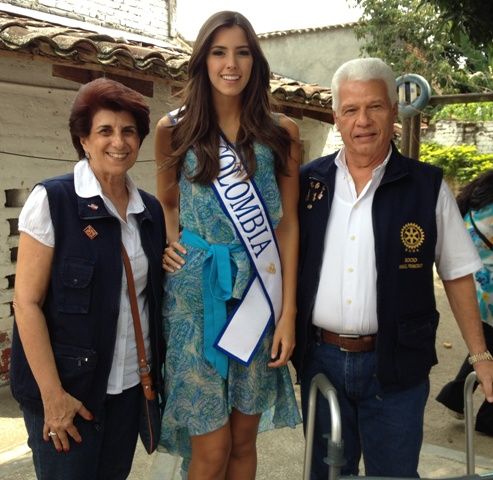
[121,243,156,400]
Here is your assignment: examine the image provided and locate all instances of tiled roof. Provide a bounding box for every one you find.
[0,11,333,118]
[270,73,332,110]
[258,22,358,39]
[0,11,191,81]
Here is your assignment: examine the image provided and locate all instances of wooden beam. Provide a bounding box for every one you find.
[302,109,334,124]
[401,117,411,157]
[0,48,185,88]
[429,92,493,106]
[52,65,155,97]
[272,104,304,119]
[409,113,421,161]
[272,99,334,124]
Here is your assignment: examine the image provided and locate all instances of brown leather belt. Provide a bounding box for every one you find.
[320,329,376,352]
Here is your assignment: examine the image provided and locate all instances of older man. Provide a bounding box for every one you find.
[294,57,493,478]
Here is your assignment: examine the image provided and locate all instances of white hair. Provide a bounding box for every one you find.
[331,58,398,112]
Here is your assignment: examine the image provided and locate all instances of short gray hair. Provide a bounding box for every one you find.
[331,58,398,112]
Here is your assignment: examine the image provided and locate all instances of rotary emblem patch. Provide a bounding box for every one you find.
[400,222,425,252]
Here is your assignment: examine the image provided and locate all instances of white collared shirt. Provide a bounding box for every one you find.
[19,159,150,394]
[312,148,482,335]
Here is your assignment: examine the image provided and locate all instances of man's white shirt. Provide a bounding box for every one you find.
[312,148,482,335]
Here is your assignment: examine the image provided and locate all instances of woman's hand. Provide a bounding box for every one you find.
[42,388,93,452]
[268,312,295,368]
[162,240,187,272]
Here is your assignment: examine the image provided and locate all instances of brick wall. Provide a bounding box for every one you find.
[5,0,173,41]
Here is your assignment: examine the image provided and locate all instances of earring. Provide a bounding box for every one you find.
[84,151,91,160]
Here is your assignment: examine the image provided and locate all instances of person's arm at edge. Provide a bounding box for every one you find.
[269,115,301,367]
[443,274,493,401]
[154,115,186,271]
[13,233,93,451]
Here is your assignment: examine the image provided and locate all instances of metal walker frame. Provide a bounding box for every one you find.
[303,371,492,480]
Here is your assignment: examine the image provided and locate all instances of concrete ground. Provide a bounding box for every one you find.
[2,277,493,479]
[1,383,493,479]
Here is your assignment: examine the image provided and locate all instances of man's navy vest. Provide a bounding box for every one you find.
[10,173,165,415]
[294,146,443,390]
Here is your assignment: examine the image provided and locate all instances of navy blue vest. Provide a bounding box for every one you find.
[10,173,165,415]
[294,146,443,389]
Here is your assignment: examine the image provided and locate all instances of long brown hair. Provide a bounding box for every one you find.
[456,169,493,217]
[166,11,291,184]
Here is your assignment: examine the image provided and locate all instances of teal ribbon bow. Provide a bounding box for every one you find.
[181,229,242,379]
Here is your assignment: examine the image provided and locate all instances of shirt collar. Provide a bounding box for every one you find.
[74,159,145,216]
[335,146,392,178]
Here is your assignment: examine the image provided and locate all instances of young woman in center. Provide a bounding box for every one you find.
[155,10,301,480]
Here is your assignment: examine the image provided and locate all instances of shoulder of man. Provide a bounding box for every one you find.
[300,151,338,179]
[392,146,443,177]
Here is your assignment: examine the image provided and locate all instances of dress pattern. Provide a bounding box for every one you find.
[159,142,301,466]
[465,204,493,327]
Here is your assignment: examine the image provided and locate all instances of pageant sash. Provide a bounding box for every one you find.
[212,137,283,365]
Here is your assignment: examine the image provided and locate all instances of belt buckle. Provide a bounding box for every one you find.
[338,333,359,352]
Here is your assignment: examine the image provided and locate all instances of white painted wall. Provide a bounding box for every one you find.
[0,55,178,383]
[260,26,361,160]
[293,117,340,163]
[260,26,362,87]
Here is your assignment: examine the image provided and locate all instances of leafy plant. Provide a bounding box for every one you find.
[420,143,493,185]
[352,0,493,94]
[431,102,493,122]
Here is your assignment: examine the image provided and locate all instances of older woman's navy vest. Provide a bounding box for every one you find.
[10,173,165,415]
[295,146,443,389]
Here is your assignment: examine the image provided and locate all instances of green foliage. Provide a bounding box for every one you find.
[432,103,493,122]
[421,0,493,47]
[352,0,493,94]
[420,143,493,184]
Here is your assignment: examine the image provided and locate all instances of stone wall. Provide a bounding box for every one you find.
[422,120,493,153]
[0,55,178,385]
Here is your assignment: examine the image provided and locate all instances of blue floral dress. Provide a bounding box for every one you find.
[465,204,493,326]
[159,142,301,467]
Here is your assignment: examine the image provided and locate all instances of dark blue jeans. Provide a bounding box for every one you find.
[22,383,141,480]
[300,342,429,479]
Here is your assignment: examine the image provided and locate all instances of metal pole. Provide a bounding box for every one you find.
[303,373,343,480]
[464,371,477,474]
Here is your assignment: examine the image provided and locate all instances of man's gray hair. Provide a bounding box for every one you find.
[331,58,398,112]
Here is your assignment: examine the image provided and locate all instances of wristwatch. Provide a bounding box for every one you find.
[468,350,493,365]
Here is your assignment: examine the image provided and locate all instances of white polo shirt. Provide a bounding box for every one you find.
[18,159,150,394]
[312,148,482,335]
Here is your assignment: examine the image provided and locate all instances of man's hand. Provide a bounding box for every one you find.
[474,360,493,402]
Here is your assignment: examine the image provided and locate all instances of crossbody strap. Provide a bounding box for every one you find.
[469,210,493,251]
[121,243,156,400]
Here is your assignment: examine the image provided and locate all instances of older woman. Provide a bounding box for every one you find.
[10,78,165,479]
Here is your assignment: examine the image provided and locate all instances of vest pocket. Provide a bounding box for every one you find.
[59,258,94,314]
[395,311,439,381]
[53,342,97,402]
